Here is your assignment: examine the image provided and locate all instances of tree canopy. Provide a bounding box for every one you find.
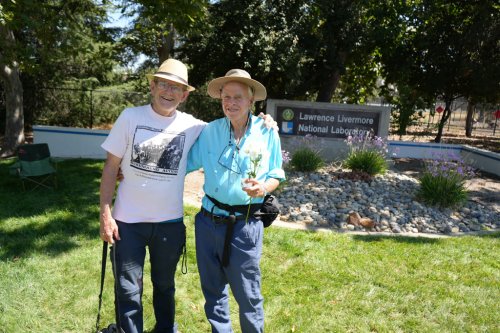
[370,0,500,141]
[117,0,208,64]
[0,0,118,155]
[1,0,499,153]
[182,0,374,104]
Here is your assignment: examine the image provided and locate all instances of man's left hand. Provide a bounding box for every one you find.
[258,112,278,131]
[242,178,266,198]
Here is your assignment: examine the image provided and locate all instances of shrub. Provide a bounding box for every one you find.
[344,131,390,176]
[291,147,324,172]
[417,152,475,208]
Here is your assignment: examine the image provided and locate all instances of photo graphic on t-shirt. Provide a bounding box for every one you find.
[130,126,185,175]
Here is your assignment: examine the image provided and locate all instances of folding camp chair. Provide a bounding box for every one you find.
[10,143,58,190]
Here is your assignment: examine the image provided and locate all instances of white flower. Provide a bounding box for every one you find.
[242,141,268,179]
[243,141,267,160]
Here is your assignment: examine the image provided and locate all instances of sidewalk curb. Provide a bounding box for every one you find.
[272,219,499,238]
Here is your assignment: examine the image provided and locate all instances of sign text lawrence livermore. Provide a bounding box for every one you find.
[266,100,391,161]
[276,104,381,138]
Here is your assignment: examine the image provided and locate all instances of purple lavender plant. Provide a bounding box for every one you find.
[344,130,390,176]
[346,130,389,154]
[281,150,291,165]
[418,151,476,207]
[424,151,476,180]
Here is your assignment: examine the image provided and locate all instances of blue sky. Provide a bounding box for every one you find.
[105,6,146,70]
[105,5,130,28]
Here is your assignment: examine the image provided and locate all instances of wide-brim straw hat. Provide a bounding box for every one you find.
[146,58,195,92]
[207,69,267,101]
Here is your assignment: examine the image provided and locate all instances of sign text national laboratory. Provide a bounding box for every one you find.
[277,105,380,139]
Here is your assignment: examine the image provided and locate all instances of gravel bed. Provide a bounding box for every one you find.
[278,166,500,234]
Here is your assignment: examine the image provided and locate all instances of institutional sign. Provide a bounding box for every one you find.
[268,99,390,139]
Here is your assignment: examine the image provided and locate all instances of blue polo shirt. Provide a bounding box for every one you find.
[187,115,285,216]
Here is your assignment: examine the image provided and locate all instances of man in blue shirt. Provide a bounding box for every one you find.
[188,69,285,332]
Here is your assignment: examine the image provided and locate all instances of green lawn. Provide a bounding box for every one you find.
[0,159,499,333]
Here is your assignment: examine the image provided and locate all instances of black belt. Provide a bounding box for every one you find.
[201,208,246,224]
[203,195,263,267]
[201,205,258,268]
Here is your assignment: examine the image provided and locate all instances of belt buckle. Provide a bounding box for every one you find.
[206,211,226,224]
[213,215,227,224]
[203,208,229,224]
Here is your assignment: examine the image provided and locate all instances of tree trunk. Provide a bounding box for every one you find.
[316,52,346,103]
[465,100,475,137]
[315,69,341,103]
[157,24,176,63]
[434,99,453,143]
[0,26,25,157]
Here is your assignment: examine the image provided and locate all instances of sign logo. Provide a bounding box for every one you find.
[282,108,295,121]
[281,121,294,134]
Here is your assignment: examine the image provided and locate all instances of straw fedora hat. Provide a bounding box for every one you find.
[146,58,195,92]
[207,69,267,101]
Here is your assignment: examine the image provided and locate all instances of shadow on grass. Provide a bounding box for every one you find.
[351,234,441,244]
[0,208,100,261]
[0,159,102,219]
[473,231,500,239]
[351,230,500,244]
[0,159,104,260]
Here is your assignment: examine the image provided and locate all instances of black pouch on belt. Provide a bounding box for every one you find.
[254,194,280,228]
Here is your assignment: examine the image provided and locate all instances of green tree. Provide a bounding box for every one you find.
[0,0,117,156]
[183,0,375,106]
[371,0,500,142]
[182,0,306,114]
[296,0,371,102]
[331,51,380,105]
[117,0,208,64]
[1,4,25,156]
[459,2,500,137]
[182,0,376,102]
[381,82,430,136]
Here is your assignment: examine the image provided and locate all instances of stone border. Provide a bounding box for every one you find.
[272,219,499,239]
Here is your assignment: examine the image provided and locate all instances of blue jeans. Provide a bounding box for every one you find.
[111,221,185,333]
[195,211,265,333]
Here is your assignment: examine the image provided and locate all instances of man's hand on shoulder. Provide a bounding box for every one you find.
[258,112,278,131]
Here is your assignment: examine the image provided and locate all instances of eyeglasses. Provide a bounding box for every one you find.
[218,144,243,175]
[222,95,246,103]
[155,80,185,94]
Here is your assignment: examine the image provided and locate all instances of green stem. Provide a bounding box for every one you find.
[245,197,252,224]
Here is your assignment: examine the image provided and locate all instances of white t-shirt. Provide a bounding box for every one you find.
[101,105,205,223]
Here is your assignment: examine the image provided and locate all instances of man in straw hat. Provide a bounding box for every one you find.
[99,58,202,333]
[100,60,277,333]
[187,69,285,332]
